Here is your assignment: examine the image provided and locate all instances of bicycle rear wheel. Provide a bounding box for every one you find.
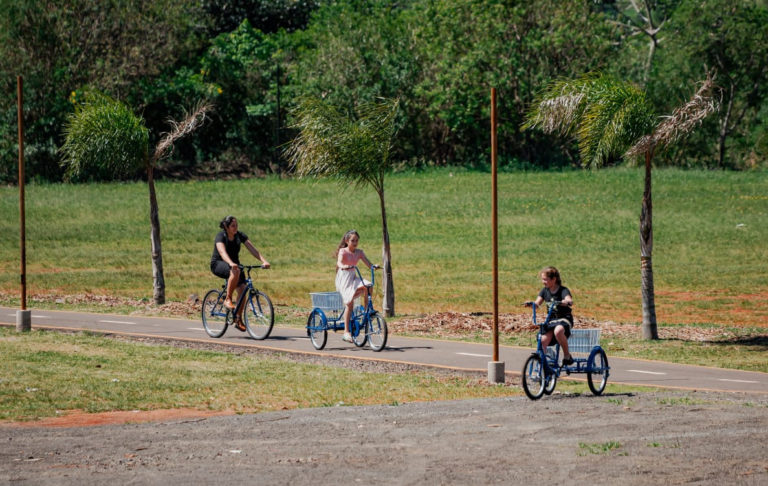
[244,290,274,340]
[522,354,546,400]
[587,348,609,395]
[201,289,228,338]
[367,313,388,352]
[307,309,327,350]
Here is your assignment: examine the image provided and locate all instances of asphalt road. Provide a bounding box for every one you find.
[2,306,766,394]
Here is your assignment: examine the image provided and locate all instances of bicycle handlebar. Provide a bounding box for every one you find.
[352,264,380,287]
[524,300,564,326]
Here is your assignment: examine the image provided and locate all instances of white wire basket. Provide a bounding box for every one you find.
[567,329,601,357]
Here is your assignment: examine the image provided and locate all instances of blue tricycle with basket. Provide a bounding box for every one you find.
[306,266,388,352]
[521,300,610,400]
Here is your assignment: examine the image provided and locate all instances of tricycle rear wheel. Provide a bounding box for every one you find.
[587,348,609,395]
[307,310,327,350]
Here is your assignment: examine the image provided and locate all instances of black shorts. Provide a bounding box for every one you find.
[544,318,572,338]
[211,261,245,286]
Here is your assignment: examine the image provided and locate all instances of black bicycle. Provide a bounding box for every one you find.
[201,265,274,340]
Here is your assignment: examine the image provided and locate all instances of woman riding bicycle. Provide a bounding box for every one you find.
[525,266,574,365]
[210,216,270,330]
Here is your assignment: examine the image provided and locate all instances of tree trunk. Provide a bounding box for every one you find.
[148,165,165,305]
[717,81,735,169]
[377,187,394,317]
[640,151,657,339]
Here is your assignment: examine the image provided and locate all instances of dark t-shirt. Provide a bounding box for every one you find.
[211,230,249,266]
[538,286,573,324]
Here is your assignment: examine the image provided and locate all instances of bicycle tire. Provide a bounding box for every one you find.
[244,290,274,340]
[522,354,546,400]
[367,313,388,352]
[352,317,367,347]
[307,309,327,350]
[201,289,228,338]
[587,347,609,395]
[544,372,557,395]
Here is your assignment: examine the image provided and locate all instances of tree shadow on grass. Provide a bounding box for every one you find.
[707,335,768,348]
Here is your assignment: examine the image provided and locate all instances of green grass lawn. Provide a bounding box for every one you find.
[0,327,524,421]
[0,326,659,422]
[2,168,764,421]
[1,167,766,327]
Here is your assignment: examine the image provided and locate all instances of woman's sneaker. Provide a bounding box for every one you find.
[342,333,353,343]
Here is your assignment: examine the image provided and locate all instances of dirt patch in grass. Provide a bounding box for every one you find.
[388,311,748,342]
[5,291,762,343]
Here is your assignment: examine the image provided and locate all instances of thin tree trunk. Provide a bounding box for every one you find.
[148,165,165,305]
[378,187,394,317]
[643,37,657,86]
[717,81,735,169]
[640,150,657,339]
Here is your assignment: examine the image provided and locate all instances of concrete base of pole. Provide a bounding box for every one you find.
[487,361,505,384]
[16,310,31,332]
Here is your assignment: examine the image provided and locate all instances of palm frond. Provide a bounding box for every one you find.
[152,102,213,165]
[626,75,719,158]
[524,73,656,167]
[577,77,655,167]
[285,97,399,192]
[522,75,595,136]
[60,92,148,181]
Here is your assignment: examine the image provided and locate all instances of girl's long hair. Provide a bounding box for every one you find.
[334,229,359,258]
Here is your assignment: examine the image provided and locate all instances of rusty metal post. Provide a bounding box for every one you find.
[488,88,504,383]
[17,76,31,331]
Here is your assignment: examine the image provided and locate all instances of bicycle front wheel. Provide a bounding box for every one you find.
[352,317,367,347]
[201,289,228,338]
[522,354,546,400]
[367,313,388,352]
[544,372,557,395]
[244,290,274,340]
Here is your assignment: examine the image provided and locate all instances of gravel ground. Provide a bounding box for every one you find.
[2,390,767,485]
[2,332,767,485]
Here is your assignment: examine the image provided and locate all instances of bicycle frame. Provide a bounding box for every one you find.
[531,301,566,375]
[330,266,376,337]
[213,265,266,322]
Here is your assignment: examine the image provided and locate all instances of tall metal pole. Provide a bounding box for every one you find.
[491,88,499,362]
[18,76,26,311]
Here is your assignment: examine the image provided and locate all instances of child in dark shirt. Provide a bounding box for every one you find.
[525,266,574,365]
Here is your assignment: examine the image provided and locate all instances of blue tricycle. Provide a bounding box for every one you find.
[521,300,610,400]
[306,266,388,352]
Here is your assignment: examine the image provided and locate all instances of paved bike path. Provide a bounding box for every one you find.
[2,306,766,394]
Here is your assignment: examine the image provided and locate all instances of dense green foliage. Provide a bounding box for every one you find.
[1,0,766,183]
[60,93,149,182]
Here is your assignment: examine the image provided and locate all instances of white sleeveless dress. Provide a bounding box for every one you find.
[335,248,369,304]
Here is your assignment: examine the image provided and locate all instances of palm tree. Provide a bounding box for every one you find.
[285,97,399,317]
[61,93,211,305]
[524,73,717,339]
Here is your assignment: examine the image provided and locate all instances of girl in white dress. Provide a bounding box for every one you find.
[335,230,378,342]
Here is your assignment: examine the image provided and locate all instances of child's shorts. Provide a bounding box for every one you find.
[544,318,572,338]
